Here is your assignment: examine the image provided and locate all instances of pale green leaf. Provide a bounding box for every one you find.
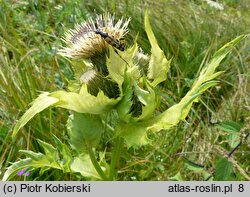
[51,85,120,114]
[106,46,127,88]
[116,74,133,122]
[2,137,75,180]
[229,133,241,148]
[12,92,59,137]
[71,154,104,180]
[52,135,73,172]
[146,35,245,132]
[193,35,246,88]
[121,41,139,66]
[13,85,120,138]
[18,150,43,160]
[116,122,149,147]
[2,150,62,181]
[147,94,200,132]
[37,139,58,159]
[67,80,81,92]
[215,121,242,133]
[133,81,150,106]
[123,43,141,82]
[145,9,172,87]
[67,112,103,151]
[2,158,34,181]
[133,79,158,121]
[107,43,139,89]
[20,150,61,169]
[71,59,91,80]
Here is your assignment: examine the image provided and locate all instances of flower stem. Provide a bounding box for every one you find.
[109,137,123,180]
[87,144,108,180]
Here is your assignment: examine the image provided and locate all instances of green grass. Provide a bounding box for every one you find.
[0,0,249,180]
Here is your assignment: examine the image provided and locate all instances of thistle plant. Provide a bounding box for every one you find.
[3,10,245,180]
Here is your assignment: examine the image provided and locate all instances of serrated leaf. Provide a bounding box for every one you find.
[214,158,233,181]
[71,59,90,80]
[133,81,150,106]
[52,135,73,172]
[107,43,139,89]
[67,80,81,92]
[116,122,149,147]
[51,84,120,114]
[122,43,141,83]
[107,46,127,88]
[121,41,139,66]
[116,74,133,122]
[194,35,246,88]
[133,80,158,121]
[2,138,74,180]
[19,150,44,160]
[145,35,245,132]
[2,151,62,181]
[30,140,61,168]
[147,94,200,132]
[37,139,58,159]
[228,133,241,148]
[145,9,171,87]
[39,166,51,176]
[67,112,103,152]
[13,85,120,138]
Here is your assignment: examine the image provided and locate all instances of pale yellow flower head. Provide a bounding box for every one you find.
[58,13,130,59]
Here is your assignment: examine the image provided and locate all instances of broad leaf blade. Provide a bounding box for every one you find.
[71,154,104,180]
[67,112,103,152]
[214,158,233,181]
[51,85,120,114]
[107,43,139,88]
[215,121,242,133]
[116,122,149,147]
[13,85,120,138]
[148,94,200,132]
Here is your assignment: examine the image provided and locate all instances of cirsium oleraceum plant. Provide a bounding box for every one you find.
[3,10,246,180]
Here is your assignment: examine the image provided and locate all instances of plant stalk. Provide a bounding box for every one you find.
[109,137,123,180]
[87,144,108,180]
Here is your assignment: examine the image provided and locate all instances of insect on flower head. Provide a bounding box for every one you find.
[58,13,130,60]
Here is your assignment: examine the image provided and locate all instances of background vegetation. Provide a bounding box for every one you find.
[0,0,249,180]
